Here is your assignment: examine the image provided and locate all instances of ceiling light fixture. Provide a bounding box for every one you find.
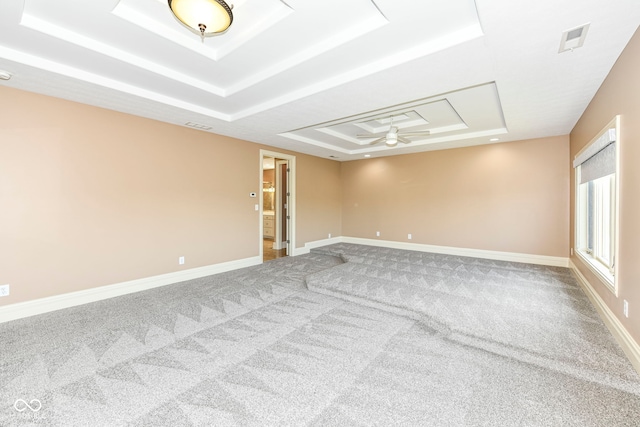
[0,70,12,80]
[385,131,398,147]
[357,116,430,147]
[168,0,233,41]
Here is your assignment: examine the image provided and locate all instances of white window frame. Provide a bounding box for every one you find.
[574,116,620,295]
[592,175,615,269]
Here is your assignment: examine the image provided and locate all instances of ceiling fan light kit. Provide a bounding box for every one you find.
[168,0,233,40]
[385,131,398,146]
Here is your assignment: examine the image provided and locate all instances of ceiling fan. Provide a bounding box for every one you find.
[356,118,430,146]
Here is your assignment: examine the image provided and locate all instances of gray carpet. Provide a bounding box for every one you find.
[306,244,640,392]
[1,244,639,426]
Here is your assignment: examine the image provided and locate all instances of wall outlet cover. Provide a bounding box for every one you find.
[623,300,629,318]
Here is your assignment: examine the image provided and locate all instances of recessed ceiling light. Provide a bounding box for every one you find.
[490,138,500,142]
[364,154,371,158]
[0,70,12,80]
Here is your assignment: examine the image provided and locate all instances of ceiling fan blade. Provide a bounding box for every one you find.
[369,137,386,145]
[356,134,383,139]
[398,131,430,136]
[398,136,412,144]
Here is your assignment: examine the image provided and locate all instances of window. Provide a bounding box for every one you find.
[574,117,619,292]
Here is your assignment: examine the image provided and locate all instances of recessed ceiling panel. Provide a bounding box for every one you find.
[9,0,482,120]
[113,0,293,61]
[1,0,638,161]
[280,82,505,154]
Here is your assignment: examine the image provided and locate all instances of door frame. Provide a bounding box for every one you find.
[273,159,288,251]
[260,149,296,260]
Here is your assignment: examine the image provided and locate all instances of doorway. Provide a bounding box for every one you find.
[260,150,295,262]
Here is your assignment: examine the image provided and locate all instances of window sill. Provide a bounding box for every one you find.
[575,250,616,294]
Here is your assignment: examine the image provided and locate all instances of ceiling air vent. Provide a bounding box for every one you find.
[559,23,590,53]
[185,121,212,130]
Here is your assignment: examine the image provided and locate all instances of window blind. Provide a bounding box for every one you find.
[573,128,616,184]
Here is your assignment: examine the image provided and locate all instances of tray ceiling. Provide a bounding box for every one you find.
[0,0,639,160]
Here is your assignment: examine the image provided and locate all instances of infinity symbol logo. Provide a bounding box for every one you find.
[14,399,42,412]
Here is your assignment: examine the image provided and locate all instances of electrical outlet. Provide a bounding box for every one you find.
[179,256,185,265]
[0,284,9,297]
[623,300,629,318]
[376,231,380,237]
[408,233,412,240]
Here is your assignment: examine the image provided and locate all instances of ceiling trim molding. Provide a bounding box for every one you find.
[230,23,485,120]
[20,13,227,97]
[280,127,509,156]
[225,12,389,96]
[0,45,233,121]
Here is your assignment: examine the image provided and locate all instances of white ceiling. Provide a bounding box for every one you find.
[0,0,638,161]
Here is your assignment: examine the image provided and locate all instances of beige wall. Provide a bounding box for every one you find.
[7,38,635,334]
[570,28,640,343]
[342,136,570,257]
[296,155,342,245]
[0,86,342,305]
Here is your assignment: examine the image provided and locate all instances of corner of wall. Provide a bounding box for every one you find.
[569,259,640,375]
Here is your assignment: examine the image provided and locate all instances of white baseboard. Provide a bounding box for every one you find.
[334,237,569,267]
[570,260,640,375]
[0,256,262,324]
[294,236,343,256]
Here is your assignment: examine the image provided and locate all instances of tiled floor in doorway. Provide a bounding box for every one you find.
[263,239,287,261]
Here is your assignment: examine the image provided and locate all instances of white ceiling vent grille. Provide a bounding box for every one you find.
[559,23,590,53]
[185,122,212,130]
